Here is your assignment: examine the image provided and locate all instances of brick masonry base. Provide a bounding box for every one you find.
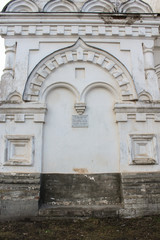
[0,173,40,220]
[120,172,160,218]
[40,173,121,206]
[1,172,160,219]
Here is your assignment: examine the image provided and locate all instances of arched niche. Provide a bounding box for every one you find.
[138,90,152,101]
[119,0,153,13]
[81,82,119,102]
[42,86,76,173]
[42,81,120,173]
[43,0,78,12]
[81,0,115,12]
[6,90,22,103]
[39,61,121,104]
[155,64,160,90]
[41,82,80,103]
[2,0,39,12]
[23,38,137,102]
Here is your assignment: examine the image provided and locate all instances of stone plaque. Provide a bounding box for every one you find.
[72,115,88,128]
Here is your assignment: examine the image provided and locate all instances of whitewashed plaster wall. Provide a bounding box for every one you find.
[0,104,46,173]
[1,36,159,101]
[42,62,120,173]
[0,0,160,174]
[115,103,160,172]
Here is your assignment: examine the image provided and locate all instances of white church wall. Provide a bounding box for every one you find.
[0,0,160,219]
[0,103,46,173]
[117,112,160,172]
[42,63,120,173]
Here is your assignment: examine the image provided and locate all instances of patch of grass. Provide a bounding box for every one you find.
[0,216,160,240]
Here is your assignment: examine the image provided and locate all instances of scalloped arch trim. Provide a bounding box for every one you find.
[41,82,80,102]
[23,38,137,102]
[43,0,78,12]
[2,0,153,13]
[81,0,114,12]
[3,0,39,12]
[138,90,152,101]
[119,0,153,13]
[81,82,119,102]
[7,90,22,103]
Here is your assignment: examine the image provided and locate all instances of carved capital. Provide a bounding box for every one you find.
[143,41,154,52]
[74,103,86,115]
[5,43,16,54]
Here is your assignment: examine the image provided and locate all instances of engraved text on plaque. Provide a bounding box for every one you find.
[72,115,88,128]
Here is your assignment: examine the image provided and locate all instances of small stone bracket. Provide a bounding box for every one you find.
[74,103,86,115]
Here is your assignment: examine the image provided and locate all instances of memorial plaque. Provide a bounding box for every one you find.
[72,115,88,128]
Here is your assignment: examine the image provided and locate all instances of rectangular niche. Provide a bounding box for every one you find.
[130,134,158,165]
[75,68,85,80]
[4,135,34,166]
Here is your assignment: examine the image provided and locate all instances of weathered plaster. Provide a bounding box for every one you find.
[0,0,160,219]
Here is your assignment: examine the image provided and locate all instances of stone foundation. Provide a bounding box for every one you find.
[120,172,160,218]
[40,173,121,206]
[0,173,40,220]
[1,172,160,219]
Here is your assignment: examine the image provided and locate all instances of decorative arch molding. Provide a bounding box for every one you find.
[155,64,160,87]
[81,82,119,102]
[43,0,78,12]
[81,0,115,12]
[2,0,153,13]
[138,90,152,101]
[23,38,137,102]
[41,82,80,102]
[7,90,22,103]
[2,0,39,12]
[119,0,153,13]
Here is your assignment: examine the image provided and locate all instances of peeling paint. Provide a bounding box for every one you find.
[84,175,95,182]
[73,168,89,174]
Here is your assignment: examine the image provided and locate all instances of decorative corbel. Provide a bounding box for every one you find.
[74,103,86,115]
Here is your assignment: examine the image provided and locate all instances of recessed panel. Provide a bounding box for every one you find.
[4,136,34,166]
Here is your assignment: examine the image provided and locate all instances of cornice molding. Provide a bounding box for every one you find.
[0,16,159,38]
[114,102,160,122]
[0,13,159,26]
[0,103,47,122]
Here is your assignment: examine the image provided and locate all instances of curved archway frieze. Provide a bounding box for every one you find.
[81,0,115,12]
[138,90,152,101]
[23,38,137,102]
[43,0,78,12]
[2,0,153,13]
[3,0,39,12]
[119,0,153,13]
[41,82,80,102]
[80,82,119,102]
[40,81,119,104]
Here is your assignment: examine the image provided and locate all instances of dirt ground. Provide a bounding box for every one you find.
[0,215,160,240]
